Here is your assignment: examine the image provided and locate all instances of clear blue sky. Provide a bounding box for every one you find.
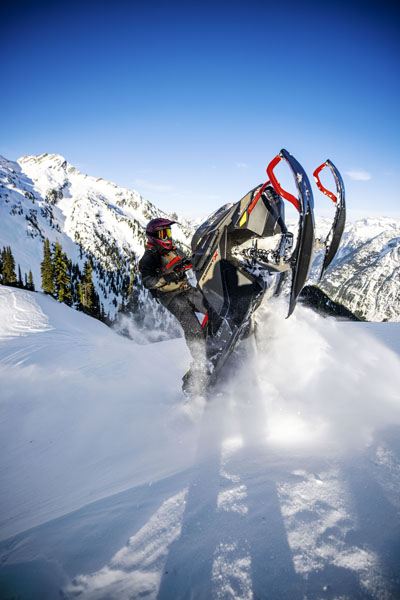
[1,0,399,220]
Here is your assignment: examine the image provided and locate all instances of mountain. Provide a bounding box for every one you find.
[1,152,399,325]
[315,217,400,322]
[0,152,192,332]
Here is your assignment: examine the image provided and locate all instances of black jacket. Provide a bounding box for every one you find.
[138,247,189,305]
[139,248,163,290]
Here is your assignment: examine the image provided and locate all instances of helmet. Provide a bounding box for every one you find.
[146,218,176,251]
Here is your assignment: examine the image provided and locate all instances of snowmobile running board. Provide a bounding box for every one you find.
[189,148,346,394]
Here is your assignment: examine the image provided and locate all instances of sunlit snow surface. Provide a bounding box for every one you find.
[0,287,400,599]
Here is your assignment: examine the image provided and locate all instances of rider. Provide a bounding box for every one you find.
[139,218,207,368]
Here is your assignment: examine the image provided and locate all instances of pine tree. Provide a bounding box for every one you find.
[78,260,95,313]
[53,242,72,304]
[17,265,23,288]
[92,288,101,319]
[28,270,35,292]
[70,263,82,307]
[41,238,54,295]
[1,247,17,285]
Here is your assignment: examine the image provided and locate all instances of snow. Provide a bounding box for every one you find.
[1,287,400,598]
[66,490,188,600]
[0,287,52,338]
[0,287,195,541]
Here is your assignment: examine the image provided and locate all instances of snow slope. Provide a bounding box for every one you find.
[1,288,400,599]
[0,287,194,540]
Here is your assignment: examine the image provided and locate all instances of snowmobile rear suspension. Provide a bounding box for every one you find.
[242,233,294,272]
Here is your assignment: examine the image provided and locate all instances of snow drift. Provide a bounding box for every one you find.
[0,287,400,599]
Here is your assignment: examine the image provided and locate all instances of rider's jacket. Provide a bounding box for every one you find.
[138,245,190,304]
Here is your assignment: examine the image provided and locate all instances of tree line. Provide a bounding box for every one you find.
[0,246,35,290]
[0,240,106,322]
[1,241,179,338]
[40,238,105,321]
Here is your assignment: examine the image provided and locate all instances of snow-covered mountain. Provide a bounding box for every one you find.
[282,215,400,322]
[315,217,400,322]
[1,152,399,324]
[0,152,192,326]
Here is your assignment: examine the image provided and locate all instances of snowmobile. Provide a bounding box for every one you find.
[182,149,346,393]
[173,149,346,395]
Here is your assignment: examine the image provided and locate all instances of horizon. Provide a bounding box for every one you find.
[1,0,399,220]
[2,149,399,224]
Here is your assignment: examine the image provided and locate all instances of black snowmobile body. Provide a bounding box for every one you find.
[189,149,346,391]
[191,182,285,387]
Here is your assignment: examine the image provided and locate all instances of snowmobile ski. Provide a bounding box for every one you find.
[313,160,346,280]
[266,149,315,316]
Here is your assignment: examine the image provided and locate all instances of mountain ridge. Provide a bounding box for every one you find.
[1,152,399,324]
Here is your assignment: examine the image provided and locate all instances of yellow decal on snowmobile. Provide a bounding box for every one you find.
[239,211,247,227]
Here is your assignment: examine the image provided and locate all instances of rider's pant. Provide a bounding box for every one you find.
[161,288,207,363]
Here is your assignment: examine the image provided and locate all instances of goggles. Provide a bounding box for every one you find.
[158,227,172,240]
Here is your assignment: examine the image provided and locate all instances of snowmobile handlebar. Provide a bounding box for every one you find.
[163,256,193,273]
[313,162,337,203]
[266,154,301,212]
[174,257,193,270]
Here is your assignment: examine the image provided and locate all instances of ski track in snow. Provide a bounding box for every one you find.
[0,287,52,339]
[1,289,400,599]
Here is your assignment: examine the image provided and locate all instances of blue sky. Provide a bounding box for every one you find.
[1,0,399,219]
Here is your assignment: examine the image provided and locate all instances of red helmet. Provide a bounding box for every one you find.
[146,218,176,251]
